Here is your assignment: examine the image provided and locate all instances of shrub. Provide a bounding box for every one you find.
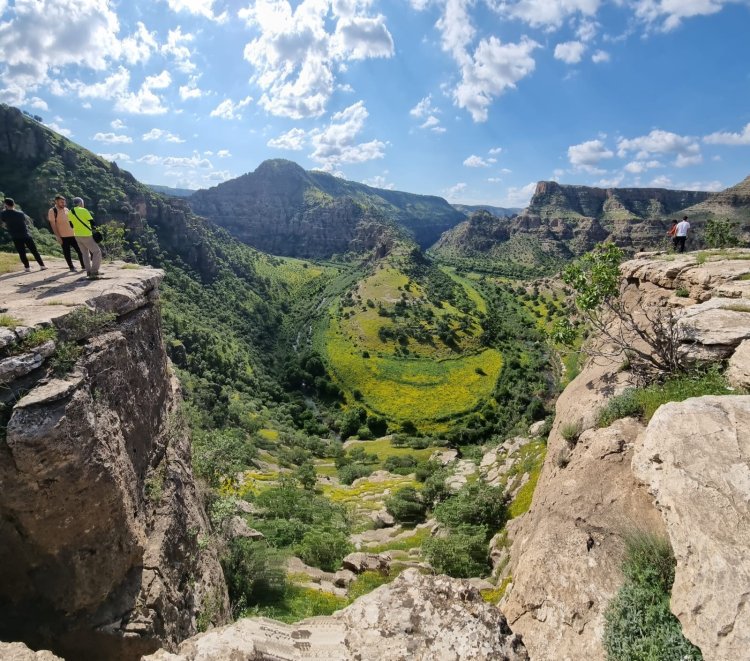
[433,482,507,532]
[603,532,702,661]
[597,389,642,428]
[560,421,581,444]
[675,288,689,298]
[222,538,287,609]
[383,455,418,475]
[422,525,490,578]
[296,528,352,572]
[385,486,427,524]
[338,462,374,485]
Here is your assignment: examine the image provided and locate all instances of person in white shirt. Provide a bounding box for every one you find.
[675,216,690,253]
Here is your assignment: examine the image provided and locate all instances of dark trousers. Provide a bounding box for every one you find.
[676,236,687,253]
[61,236,84,269]
[12,237,44,268]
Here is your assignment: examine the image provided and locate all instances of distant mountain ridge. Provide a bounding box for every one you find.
[148,184,196,198]
[452,203,522,218]
[188,159,465,258]
[431,179,750,273]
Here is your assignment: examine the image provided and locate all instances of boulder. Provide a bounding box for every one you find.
[144,569,529,661]
[726,339,750,390]
[369,508,396,528]
[632,396,750,661]
[528,420,547,437]
[333,569,356,588]
[430,449,458,465]
[342,552,391,574]
[0,642,63,660]
[222,516,264,540]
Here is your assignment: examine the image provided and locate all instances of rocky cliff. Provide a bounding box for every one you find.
[502,251,750,660]
[0,263,228,660]
[188,159,465,257]
[143,569,528,661]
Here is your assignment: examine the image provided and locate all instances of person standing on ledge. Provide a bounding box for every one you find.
[48,194,84,272]
[675,215,691,253]
[69,197,102,279]
[1,197,47,272]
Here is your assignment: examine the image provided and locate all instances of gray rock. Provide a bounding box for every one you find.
[342,552,391,574]
[369,508,395,528]
[632,396,750,661]
[222,516,264,540]
[726,339,750,390]
[144,569,529,661]
[333,569,356,588]
[528,420,547,437]
[0,642,63,660]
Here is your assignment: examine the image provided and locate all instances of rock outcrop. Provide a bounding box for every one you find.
[632,396,750,661]
[144,569,529,661]
[0,263,228,660]
[503,252,750,660]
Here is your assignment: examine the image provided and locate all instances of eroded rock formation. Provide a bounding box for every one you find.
[144,569,529,661]
[0,263,228,660]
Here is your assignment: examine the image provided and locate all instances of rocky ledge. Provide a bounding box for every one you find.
[144,569,529,661]
[0,260,228,660]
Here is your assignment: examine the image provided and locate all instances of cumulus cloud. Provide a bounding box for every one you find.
[143,128,185,143]
[704,123,750,145]
[617,129,701,167]
[591,49,610,63]
[309,100,386,170]
[554,40,586,64]
[464,155,491,167]
[98,152,132,162]
[239,0,394,119]
[444,182,468,199]
[45,121,72,137]
[267,127,307,150]
[179,77,204,100]
[568,139,614,172]
[162,27,197,73]
[93,131,133,144]
[210,96,253,120]
[489,146,503,155]
[111,119,126,129]
[29,97,48,111]
[216,149,231,157]
[162,0,228,22]
[138,153,213,168]
[634,0,728,31]
[502,181,537,206]
[495,0,601,29]
[363,172,396,190]
[624,159,661,173]
[410,95,446,132]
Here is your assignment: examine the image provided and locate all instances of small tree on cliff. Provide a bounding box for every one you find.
[552,243,685,379]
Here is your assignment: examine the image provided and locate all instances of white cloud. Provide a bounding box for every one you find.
[162,27,197,73]
[217,149,231,158]
[309,100,385,170]
[634,0,728,31]
[162,0,228,22]
[595,174,624,187]
[239,0,394,119]
[138,153,213,168]
[497,0,601,29]
[502,181,537,207]
[554,40,586,64]
[45,122,72,137]
[93,131,133,144]
[179,77,203,100]
[568,139,614,172]
[120,21,158,65]
[115,70,172,115]
[267,127,307,150]
[464,155,490,167]
[363,172,395,190]
[452,35,540,122]
[210,96,253,120]
[29,97,48,111]
[624,159,661,173]
[704,123,750,145]
[591,49,610,63]
[444,182,468,200]
[410,95,438,118]
[111,119,126,129]
[489,146,503,155]
[143,128,185,143]
[617,129,701,166]
[98,152,132,162]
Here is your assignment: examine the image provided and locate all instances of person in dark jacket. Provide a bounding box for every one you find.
[1,198,46,271]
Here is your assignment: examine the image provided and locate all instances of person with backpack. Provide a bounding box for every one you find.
[1,197,47,272]
[48,194,84,272]
[69,197,102,279]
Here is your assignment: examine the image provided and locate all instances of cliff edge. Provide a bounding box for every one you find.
[0,261,228,660]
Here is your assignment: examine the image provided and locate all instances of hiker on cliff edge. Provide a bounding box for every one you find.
[675,216,690,253]
[1,197,47,272]
[69,197,102,279]
[666,219,679,252]
[48,194,85,272]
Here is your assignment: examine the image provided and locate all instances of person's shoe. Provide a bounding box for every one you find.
[69,267,77,272]
[39,265,48,271]
[24,266,31,272]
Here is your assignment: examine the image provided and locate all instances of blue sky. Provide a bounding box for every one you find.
[1,0,749,207]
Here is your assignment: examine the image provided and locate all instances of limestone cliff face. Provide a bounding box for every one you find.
[502,251,750,660]
[0,264,228,660]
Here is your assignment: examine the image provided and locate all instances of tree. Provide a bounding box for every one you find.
[296,461,317,490]
[552,243,686,379]
[385,487,427,524]
[704,218,739,249]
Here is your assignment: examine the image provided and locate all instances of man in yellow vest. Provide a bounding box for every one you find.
[69,197,102,279]
[48,194,84,272]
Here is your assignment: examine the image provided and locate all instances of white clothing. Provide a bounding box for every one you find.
[676,220,690,237]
